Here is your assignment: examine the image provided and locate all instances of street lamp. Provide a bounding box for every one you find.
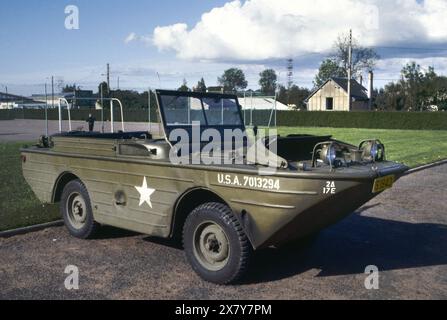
[1,84,8,109]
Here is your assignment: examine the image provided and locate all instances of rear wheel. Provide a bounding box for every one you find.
[60,179,99,239]
[183,202,252,284]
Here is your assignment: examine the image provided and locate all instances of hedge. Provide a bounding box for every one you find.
[276,111,447,130]
[1,109,447,130]
[0,108,158,122]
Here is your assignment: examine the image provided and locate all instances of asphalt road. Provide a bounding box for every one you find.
[1,164,446,300]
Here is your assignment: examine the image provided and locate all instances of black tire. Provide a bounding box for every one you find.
[183,202,252,284]
[60,179,99,239]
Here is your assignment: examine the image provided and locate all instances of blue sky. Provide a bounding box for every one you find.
[1,0,447,95]
[0,0,229,94]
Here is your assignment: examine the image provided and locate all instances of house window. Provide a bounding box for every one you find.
[326,97,334,110]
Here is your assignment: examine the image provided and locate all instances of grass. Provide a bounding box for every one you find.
[277,127,447,168]
[0,142,60,232]
[1,128,447,231]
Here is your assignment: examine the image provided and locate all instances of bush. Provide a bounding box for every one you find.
[1,109,446,130]
[0,108,158,123]
[275,111,447,130]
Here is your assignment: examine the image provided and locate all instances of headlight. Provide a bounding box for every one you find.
[320,144,337,165]
[312,142,342,168]
[360,140,385,162]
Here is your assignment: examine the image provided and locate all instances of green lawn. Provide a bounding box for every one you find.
[1,128,447,231]
[277,127,447,168]
[0,142,60,232]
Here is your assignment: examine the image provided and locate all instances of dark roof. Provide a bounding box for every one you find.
[306,77,369,102]
[0,92,37,103]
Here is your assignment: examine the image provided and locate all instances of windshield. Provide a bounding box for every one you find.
[160,94,243,126]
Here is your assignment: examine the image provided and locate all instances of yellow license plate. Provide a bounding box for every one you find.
[372,175,395,193]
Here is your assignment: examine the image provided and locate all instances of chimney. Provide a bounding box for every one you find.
[368,71,374,110]
[359,75,363,86]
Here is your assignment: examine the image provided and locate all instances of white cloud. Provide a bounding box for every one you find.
[375,56,447,81]
[124,32,138,44]
[151,0,447,61]
[124,32,152,45]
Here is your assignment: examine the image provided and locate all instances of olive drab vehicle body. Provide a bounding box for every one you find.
[21,90,408,284]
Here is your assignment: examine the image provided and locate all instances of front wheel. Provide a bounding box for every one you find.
[183,202,252,284]
[60,179,99,239]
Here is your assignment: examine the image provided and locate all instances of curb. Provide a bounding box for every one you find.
[0,220,64,238]
[405,159,447,175]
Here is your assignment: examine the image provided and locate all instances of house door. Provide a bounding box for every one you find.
[326,97,334,110]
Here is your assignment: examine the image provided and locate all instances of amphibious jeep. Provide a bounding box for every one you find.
[21,90,408,284]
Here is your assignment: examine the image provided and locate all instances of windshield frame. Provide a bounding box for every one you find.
[155,89,246,132]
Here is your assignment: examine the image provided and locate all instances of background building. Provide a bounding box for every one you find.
[0,92,45,109]
[238,97,289,111]
[306,77,371,111]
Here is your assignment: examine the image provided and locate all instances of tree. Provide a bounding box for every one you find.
[374,62,447,111]
[178,79,190,92]
[112,90,146,109]
[62,84,80,93]
[374,83,405,111]
[194,78,207,92]
[259,69,277,95]
[218,68,248,92]
[98,81,110,97]
[426,73,447,111]
[400,62,424,111]
[332,33,379,77]
[277,85,310,110]
[313,59,346,88]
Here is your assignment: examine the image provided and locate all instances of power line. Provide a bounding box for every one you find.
[371,46,447,51]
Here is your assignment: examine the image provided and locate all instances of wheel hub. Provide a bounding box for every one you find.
[66,193,87,229]
[194,222,230,271]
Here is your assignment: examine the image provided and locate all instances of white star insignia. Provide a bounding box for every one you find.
[135,177,156,208]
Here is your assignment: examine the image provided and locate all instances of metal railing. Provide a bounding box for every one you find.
[109,98,125,133]
[57,97,125,133]
[58,98,72,132]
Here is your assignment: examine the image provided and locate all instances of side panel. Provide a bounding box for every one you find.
[22,151,199,237]
[69,159,196,237]
[205,171,373,248]
[22,151,64,203]
[52,137,117,157]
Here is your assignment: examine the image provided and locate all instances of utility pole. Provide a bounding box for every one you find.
[148,88,151,131]
[286,59,293,106]
[44,83,48,136]
[347,29,353,111]
[73,83,76,110]
[4,85,8,109]
[100,84,104,133]
[156,72,161,88]
[51,76,55,109]
[117,77,120,90]
[106,63,110,90]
